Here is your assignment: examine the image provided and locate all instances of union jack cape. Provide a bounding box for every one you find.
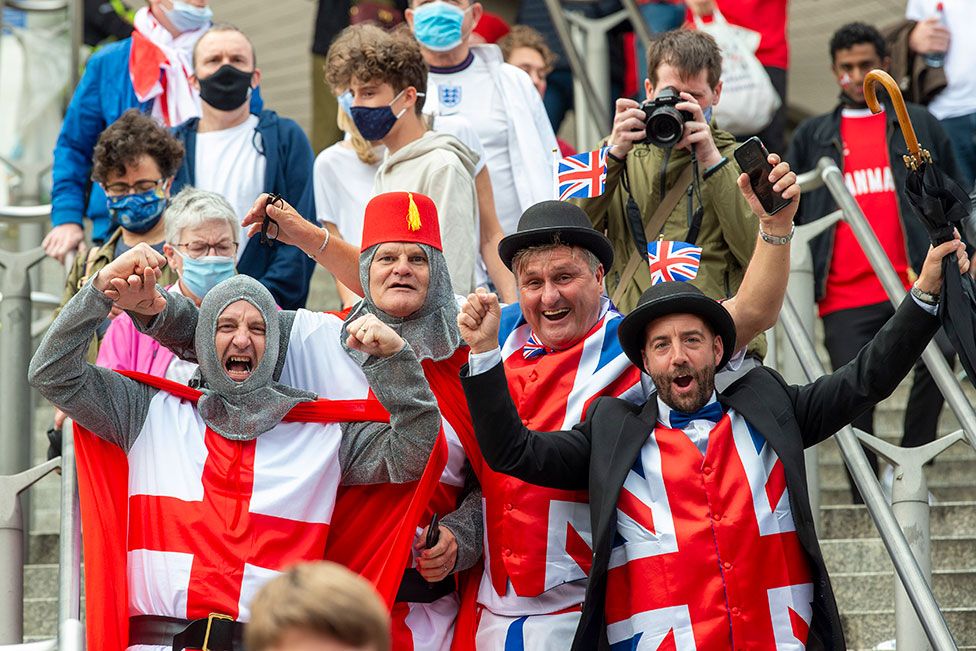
[74,370,448,651]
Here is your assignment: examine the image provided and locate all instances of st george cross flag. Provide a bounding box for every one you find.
[75,370,447,651]
[557,147,608,201]
[647,240,703,285]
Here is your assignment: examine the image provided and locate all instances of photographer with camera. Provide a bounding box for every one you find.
[575,30,765,357]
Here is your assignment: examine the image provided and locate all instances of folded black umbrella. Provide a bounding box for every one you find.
[865,69,976,389]
[904,161,976,389]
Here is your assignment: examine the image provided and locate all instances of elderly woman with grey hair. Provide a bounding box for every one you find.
[96,187,241,382]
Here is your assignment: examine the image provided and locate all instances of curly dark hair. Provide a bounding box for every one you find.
[829,22,888,62]
[324,24,427,114]
[91,109,185,184]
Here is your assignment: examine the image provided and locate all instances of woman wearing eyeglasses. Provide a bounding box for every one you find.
[96,187,241,384]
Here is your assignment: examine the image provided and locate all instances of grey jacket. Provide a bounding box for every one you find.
[28,280,441,486]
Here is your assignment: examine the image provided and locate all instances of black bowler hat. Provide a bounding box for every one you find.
[498,201,614,272]
[618,282,737,373]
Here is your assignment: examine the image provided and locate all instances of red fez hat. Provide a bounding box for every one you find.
[360,192,442,252]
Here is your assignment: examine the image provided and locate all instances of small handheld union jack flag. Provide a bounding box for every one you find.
[556,147,608,201]
[647,240,703,285]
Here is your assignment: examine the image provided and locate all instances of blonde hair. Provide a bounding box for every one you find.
[336,102,380,165]
[245,562,391,651]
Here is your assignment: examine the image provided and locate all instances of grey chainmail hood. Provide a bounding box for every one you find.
[341,242,460,363]
[192,275,315,440]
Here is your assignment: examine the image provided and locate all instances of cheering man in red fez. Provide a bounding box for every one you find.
[108,191,487,651]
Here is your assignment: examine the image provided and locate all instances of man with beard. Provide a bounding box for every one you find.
[30,245,443,651]
[457,233,969,650]
[786,21,963,501]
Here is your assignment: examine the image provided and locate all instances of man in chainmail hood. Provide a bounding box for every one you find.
[107,191,486,651]
[29,244,442,651]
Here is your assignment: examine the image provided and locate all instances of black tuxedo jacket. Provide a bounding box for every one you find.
[461,297,939,651]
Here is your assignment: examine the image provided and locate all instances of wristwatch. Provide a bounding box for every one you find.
[910,285,940,306]
[759,224,794,246]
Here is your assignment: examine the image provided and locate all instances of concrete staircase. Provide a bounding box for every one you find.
[816,381,976,650]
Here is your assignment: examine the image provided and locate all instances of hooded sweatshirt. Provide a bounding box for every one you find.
[373,131,479,295]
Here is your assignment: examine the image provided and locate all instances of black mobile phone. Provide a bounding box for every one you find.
[733,137,791,215]
[425,513,440,549]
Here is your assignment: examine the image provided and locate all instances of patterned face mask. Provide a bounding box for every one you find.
[106,187,168,234]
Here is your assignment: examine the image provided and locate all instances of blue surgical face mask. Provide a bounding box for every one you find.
[176,250,237,299]
[106,188,168,234]
[412,1,467,52]
[350,88,425,141]
[166,1,213,33]
[337,90,354,117]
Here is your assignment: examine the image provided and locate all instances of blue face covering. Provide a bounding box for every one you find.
[350,89,411,141]
[412,1,466,52]
[106,189,168,234]
[166,1,213,32]
[177,252,237,299]
[337,90,354,117]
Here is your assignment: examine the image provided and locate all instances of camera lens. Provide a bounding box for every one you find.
[646,107,684,148]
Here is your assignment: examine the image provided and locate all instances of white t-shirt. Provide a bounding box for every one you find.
[906,0,976,119]
[312,139,383,247]
[429,56,521,235]
[194,114,266,258]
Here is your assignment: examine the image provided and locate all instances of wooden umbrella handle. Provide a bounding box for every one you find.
[864,69,923,162]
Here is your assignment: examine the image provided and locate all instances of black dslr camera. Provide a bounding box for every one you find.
[640,86,692,148]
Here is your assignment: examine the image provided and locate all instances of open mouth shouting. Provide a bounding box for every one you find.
[542,307,570,321]
[224,354,254,382]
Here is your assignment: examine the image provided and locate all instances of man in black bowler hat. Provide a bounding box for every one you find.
[457,223,968,650]
[454,154,798,648]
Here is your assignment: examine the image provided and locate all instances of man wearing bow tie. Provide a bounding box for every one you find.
[458,218,968,648]
[454,155,798,649]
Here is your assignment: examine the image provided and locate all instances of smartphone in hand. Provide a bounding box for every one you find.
[425,513,441,549]
[733,137,791,215]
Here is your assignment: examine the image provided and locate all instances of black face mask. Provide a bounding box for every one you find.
[198,64,254,111]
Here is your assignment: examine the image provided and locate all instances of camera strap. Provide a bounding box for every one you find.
[611,163,694,307]
[685,156,705,245]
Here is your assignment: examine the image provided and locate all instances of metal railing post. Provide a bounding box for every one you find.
[816,156,976,450]
[540,0,611,146]
[0,247,48,477]
[778,294,958,650]
[57,421,81,648]
[856,428,968,651]
[0,458,60,644]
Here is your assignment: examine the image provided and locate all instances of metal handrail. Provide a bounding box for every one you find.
[0,205,52,223]
[810,156,976,449]
[57,421,82,651]
[778,295,958,650]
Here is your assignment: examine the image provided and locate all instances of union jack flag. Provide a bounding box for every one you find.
[522,332,555,359]
[557,147,608,201]
[647,240,702,285]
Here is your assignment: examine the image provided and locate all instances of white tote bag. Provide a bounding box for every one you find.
[693,9,781,135]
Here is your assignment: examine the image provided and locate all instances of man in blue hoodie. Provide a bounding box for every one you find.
[171,24,317,310]
[48,0,217,262]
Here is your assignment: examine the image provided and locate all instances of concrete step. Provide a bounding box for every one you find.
[821,536,976,573]
[821,502,976,539]
[820,484,976,505]
[23,597,57,639]
[840,607,976,649]
[28,533,59,565]
[816,457,974,487]
[817,436,976,464]
[832,569,976,610]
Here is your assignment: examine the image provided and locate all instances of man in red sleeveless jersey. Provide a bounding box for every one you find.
[786,21,964,502]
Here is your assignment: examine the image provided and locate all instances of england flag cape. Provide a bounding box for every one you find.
[482,298,643,604]
[74,369,448,651]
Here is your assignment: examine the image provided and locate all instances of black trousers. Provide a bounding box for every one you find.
[822,300,956,503]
